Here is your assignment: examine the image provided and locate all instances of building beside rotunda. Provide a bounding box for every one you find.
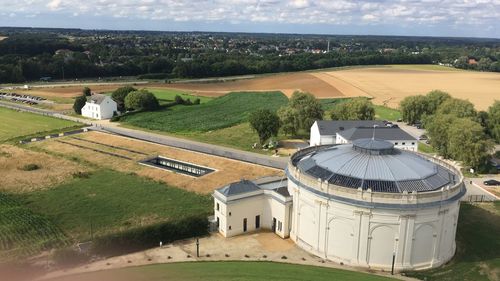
[213,139,465,271]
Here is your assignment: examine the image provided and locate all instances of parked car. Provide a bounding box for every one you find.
[419,135,428,140]
[483,179,500,186]
[396,118,403,122]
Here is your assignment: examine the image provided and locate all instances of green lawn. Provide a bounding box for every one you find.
[0,107,80,141]
[407,202,500,281]
[373,105,401,121]
[20,170,212,240]
[55,261,396,281]
[418,142,436,154]
[0,193,68,260]
[147,88,212,104]
[119,91,288,133]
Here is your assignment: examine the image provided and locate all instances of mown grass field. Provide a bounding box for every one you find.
[21,170,212,240]
[0,107,79,141]
[0,193,67,260]
[373,105,401,121]
[52,261,396,281]
[147,88,212,104]
[119,91,288,133]
[407,202,500,281]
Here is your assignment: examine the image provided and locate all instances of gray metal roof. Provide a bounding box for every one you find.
[274,186,291,197]
[338,127,416,141]
[217,180,260,196]
[89,94,107,105]
[295,139,457,193]
[315,120,385,135]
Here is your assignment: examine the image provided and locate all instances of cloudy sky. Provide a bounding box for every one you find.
[0,0,499,38]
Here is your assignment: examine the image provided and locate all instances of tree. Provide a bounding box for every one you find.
[73,94,87,115]
[330,98,375,120]
[111,86,136,112]
[278,91,323,136]
[399,95,429,124]
[249,109,280,144]
[436,98,476,118]
[82,87,91,96]
[447,118,494,169]
[124,90,159,111]
[425,90,451,114]
[278,106,299,136]
[425,114,456,157]
[487,100,500,142]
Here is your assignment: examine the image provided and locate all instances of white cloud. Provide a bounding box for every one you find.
[0,0,498,36]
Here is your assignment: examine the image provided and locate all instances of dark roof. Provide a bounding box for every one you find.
[218,180,261,196]
[314,120,385,135]
[274,186,291,197]
[88,93,107,105]
[294,139,458,193]
[338,127,416,141]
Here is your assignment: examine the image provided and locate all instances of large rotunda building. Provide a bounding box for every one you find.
[213,138,465,271]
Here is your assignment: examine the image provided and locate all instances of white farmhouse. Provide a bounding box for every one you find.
[81,94,117,120]
[310,120,417,151]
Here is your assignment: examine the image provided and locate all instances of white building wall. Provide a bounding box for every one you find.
[81,96,117,120]
[288,180,460,271]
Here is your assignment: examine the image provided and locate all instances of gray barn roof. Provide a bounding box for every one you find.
[295,139,457,193]
[89,94,107,105]
[315,120,385,136]
[338,127,416,141]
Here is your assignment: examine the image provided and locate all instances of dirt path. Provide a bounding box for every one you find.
[37,233,416,281]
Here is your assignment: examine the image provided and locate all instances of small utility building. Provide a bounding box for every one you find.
[213,177,292,238]
[81,93,118,120]
[310,120,417,151]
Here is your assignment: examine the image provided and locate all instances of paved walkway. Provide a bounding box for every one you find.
[463,178,499,201]
[37,232,416,281]
[0,101,287,169]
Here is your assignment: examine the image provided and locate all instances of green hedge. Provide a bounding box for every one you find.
[91,215,208,256]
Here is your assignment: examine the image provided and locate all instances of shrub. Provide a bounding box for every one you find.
[82,87,91,96]
[20,163,40,171]
[124,90,159,111]
[73,95,87,115]
[91,215,208,257]
[111,86,136,112]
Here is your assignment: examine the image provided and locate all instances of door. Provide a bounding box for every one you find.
[255,215,260,229]
[243,218,247,232]
[272,217,277,232]
[216,217,220,229]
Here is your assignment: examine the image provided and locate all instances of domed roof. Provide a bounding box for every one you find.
[294,139,458,193]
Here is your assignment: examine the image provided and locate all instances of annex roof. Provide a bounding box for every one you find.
[217,180,261,196]
[314,120,385,136]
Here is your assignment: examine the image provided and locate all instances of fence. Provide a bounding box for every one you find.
[463,194,497,203]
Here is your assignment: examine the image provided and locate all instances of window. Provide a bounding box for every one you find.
[278,221,282,232]
[255,215,260,229]
[395,142,399,145]
[229,226,232,230]
[243,218,247,232]
[216,203,219,211]
[402,142,406,145]
[229,212,231,216]
[412,142,415,145]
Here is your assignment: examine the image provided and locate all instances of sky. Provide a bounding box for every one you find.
[0,0,499,38]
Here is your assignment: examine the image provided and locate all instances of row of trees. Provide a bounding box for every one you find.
[400,91,499,169]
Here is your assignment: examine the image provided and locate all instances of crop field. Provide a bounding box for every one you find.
[157,65,500,111]
[22,170,212,240]
[29,131,281,193]
[0,107,79,141]
[49,261,396,281]
[0,145,89,193]
[147,88,212,104]
[119,91,288,133]
[0,192,68,260]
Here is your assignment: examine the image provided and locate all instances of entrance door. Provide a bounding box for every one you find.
[255,215,260,229]
[243,218,247,232]
[272,217,277,232]
[216,217,220,229]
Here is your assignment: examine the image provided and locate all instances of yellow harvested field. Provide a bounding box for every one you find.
[316,67,500,110]
[29,131,282,194]
[0,145,88,193]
